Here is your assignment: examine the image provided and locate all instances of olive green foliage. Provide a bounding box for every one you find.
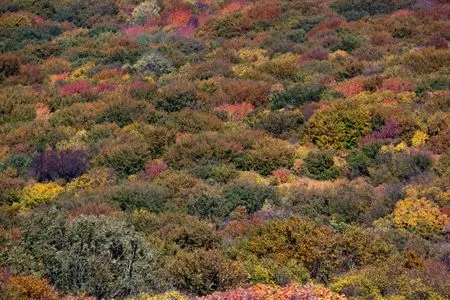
[271,82,325,110]
[167,249,247,296]
[331,0,415,21]
[306,100,372,149]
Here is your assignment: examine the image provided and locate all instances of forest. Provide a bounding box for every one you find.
[0,0,449,299]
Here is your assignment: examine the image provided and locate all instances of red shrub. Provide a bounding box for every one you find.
[179,16,200,36]
[18,64,44,84]
[94,83,117,94]
[307,18,343,39]
[380,78,414,93]
[123,25,148,37]
[215,78,272,106]
[60,81,94,97]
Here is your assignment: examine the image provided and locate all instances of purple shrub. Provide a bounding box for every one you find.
[31,149,89,182]
[359,119,401,146]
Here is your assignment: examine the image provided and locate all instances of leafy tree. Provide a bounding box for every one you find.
[14,212,158,298]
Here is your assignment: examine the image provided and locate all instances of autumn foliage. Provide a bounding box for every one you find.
[0,0,449,299]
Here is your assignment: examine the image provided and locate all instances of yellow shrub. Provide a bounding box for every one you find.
[238,48,268,64]
[15,182,64,210]
[56,130,89,150]
[71,61,95,79]
[238,171,270,185]
[232,64,265,79]
[65,167,116,196]
[393,197,450,237]
[121,74,132,81]
[411,130,429,147]
[261,53,300,80]
[394,142,408,152]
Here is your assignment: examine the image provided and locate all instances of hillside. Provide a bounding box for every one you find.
[0,0,449,299]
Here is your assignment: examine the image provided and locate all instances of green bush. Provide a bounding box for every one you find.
[281,179,379,223]
[157,82,198,112]
[187,192,229,220]
[133,51,173,76]
[222,181,277,215]
[331,0,415,21]
[368,152,432,185]
[130,211,222,251]
[102,182,169,212]
[304,151,340,180]
[241,137,295,176]
[250,109,304,137]
[96,132,152,178]
[271,82,325,110]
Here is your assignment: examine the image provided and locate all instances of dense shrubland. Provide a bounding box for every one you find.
[0,0,449,299]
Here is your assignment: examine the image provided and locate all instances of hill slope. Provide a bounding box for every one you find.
[0,0,449,299]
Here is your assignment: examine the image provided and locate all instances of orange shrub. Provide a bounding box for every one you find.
[336,79,365,98]
[245,3,282,22]
[168,10,192,26]
[214,78,272,106]
[202,282,345,299]
[2,274,59,300]
[35,103,50,121]
[220,1,245,16]
[214,102,254,121]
